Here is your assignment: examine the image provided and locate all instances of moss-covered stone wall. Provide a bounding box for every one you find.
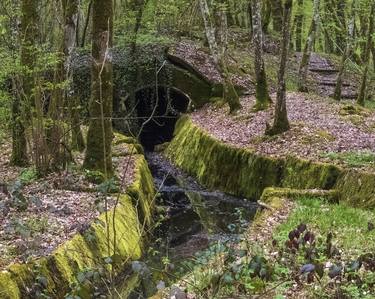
[0,138,155,298]
[166,116,375,208]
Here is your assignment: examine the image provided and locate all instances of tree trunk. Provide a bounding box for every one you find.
[334,3,355,101]
[11,0,39,166]
[49,0,83,169]
[298,0,320,92]
[81,0,93,47]
[266,0,293,136]
[11,78,28,166]
[270,0,283,34]
[252,0,271,110]
[357,2,375,106]
[62,0,85,152]
[336,0,347,51]
[84,0,114,176]
[261,0,271,34]
[199,0,241,114]
[294,0,304,52]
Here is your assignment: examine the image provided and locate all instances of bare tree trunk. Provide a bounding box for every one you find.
[11,78,28,166]
[357,2,375,106]
[334,3,355,101]
[64,0,85,151]
[199,0,241,114]
[252,0,271,110]
[298,0,320,92]
[266,0,293,136]
[49,0,83,168]
[84,0,113,175]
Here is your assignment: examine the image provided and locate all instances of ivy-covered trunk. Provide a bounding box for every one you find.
[252,0,271,111]
[357,2,375,107]
[298,0,320,92]
[266,0,293,136]
[84,0,113,176]
[11,0,39,166]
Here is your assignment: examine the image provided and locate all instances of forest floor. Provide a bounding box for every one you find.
[0,138,136,269]
[175,38,375,171]
[192,92,375,172]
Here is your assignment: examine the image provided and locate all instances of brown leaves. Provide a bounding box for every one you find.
[191,92,375,170]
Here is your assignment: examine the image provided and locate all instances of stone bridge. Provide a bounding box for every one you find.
[72,41,250,149]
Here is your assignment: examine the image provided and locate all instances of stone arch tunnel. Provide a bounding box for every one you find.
[135,86,190,150]
[72,42,248,150]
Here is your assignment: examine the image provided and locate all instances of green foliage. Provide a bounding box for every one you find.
[84,169,106,184]
[322,150,375,168]
[274,198,375,257]
[19,168,38,184]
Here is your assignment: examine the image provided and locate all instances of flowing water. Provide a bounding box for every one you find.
[122,152,259,298]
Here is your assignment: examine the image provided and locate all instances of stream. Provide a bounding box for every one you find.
[124,152,259,298]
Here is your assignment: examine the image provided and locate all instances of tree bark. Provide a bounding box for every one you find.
[81,0,93,47]
[84,0,114,176]
[298,0,320,92]
[294,0,304,52]
[252,0,271,110]
[261,0,271,34]
[270,0,283,34]
[199,0,241,114]
[11,0,39,166]
[334,3,355,101]
[266,0,293,136]
[357,2,375,106]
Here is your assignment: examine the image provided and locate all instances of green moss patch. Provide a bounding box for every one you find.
[260,187,339,203]
[167,116,342,200]
[167,116,375,209]
[0,136,155,298]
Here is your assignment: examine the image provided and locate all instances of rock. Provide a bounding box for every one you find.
[169,286,187,299]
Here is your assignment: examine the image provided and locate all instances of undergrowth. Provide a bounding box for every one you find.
[321,150,375,168]
[173,198,375,298]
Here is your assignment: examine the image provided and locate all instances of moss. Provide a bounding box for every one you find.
[260,187,339,203]
[169,116,375,209]
[339,104,369,116]
[0,270,21,299]
[0,134,155,298]
[167,116,283,200]
[170,66,212,108]
[126,155,155,226]
[168,116,346,200]
[282,156,342,190]
[335,170,375,209]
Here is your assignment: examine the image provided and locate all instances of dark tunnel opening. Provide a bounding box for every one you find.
[135,86,190,151]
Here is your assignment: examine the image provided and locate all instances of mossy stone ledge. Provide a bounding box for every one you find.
[166,116,375,208]
[0,136,155,299]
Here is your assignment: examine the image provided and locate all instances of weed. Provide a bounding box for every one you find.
[19,168,38,184]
